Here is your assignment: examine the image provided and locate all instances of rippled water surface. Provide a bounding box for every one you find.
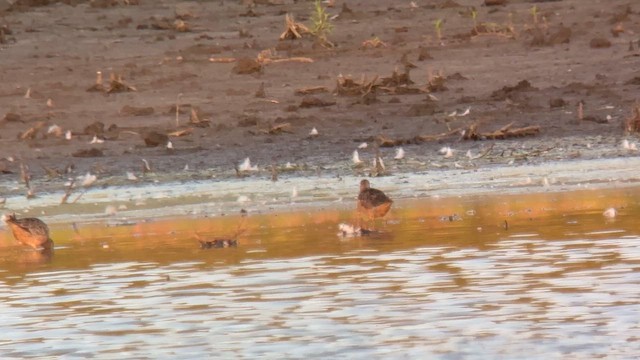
[1,187,640,359]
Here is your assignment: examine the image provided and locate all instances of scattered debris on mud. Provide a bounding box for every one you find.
[0,0,638,203]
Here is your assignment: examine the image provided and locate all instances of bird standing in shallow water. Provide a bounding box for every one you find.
[3,214,53,250]
[198,238,238,249]
[357,179,393,230]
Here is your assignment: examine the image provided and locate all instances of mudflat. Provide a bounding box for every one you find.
[0,0,639,204]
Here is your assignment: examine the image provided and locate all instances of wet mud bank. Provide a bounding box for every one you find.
[1,156,639,225]
[1,0,640,223]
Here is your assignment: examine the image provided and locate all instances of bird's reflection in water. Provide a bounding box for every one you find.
[15,248,53,266]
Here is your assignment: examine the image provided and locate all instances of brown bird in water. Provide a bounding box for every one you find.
[3,213,53,250]
[357,179,393,229]
[198,238,238,249]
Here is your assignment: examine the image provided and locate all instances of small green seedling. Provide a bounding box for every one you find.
[310,0,333,40]
[434,18,443,41]
[471,10,478,31]
[530,5,538,24]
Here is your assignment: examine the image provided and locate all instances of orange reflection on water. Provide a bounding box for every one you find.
[0,185,638,272]
[0,186,639,358]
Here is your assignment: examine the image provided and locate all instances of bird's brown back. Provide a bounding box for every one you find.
[358,188,392,209]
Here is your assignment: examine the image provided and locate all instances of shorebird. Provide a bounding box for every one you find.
[2,214,53,250]
[357,179,393,229]
[198,238,238,249]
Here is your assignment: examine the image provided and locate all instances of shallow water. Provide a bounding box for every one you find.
[1,187,640,358]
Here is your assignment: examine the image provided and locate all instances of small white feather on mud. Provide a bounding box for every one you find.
[352,150,362,164]
[239,158,258,171]
[439,146,453,158]
[79,172,97,187]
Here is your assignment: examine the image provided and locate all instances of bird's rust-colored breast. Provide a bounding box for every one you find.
[358,188,393,219]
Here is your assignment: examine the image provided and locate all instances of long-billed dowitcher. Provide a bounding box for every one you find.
[357,179,393,229]
[3,214,53,250]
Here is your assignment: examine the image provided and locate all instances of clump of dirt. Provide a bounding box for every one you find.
[490,80,537,101]
[299,96,336,108]
[528,25,572,46]
[590,37,612,48]
[120,105,154,116]
[232,58,263,75]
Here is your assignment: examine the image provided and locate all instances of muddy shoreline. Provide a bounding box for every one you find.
[1,0,640,221]
[0,156,638,224]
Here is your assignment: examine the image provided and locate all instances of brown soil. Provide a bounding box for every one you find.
[1,0,639,198]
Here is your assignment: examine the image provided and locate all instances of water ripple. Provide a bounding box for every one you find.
[2,196,640,358]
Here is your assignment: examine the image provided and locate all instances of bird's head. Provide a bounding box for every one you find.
[1,213,16,223]
[360,179,370,191]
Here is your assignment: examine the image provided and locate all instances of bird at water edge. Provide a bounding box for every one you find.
[357,179,393,230]
[2,213,54,250]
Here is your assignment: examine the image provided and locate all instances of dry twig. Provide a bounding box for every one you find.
[168,128,193,137]
[60,179,76,204]
[295,86,329,95]
[107,73,137,93]
[263,122,293,135]
[20,163,35,198]
[625,105,640,133]
[463,122,540,140]
[280,14,310,40]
